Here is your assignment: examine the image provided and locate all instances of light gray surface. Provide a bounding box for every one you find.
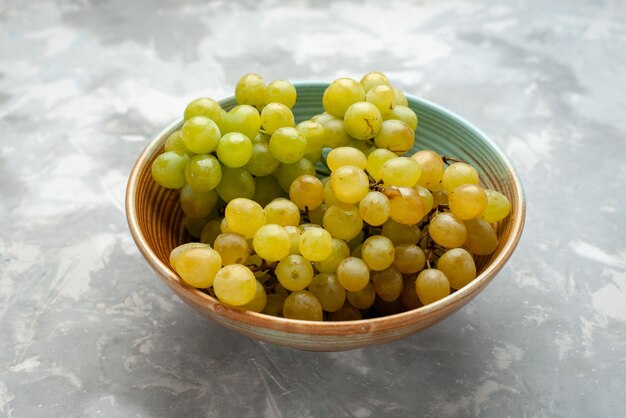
[1,1,625,417]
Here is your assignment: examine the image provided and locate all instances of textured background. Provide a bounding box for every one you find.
[1,0,625,417]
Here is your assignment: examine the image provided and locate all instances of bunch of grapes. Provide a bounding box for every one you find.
[152,72,511,321]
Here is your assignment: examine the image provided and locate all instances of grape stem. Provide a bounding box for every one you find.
[301,206,311,223]
[248,262,278,272]
[441,155,467,165]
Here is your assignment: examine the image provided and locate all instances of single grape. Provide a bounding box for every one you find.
[361,235,395,271]
[184,97,224,125]
[346,281,376,309]
[432,190,449,207]
[289,175,324,211]
[330,165,369,204]
[214,232,250,265]
[366,85,395,116]
[216,132,253,168]
[164,130,193,156]
[327,147,367,171]
[299,228,333,261]
[253,224,291,262]
[414,185,434,214]
[328,303,363,321]
[296,120,325,154]
[411,150,445,191]
[393,244,426,274]
[359,191,390,226]
[213,264,257,306]
[224,198,266,239]
[263,293,286,317]
[386,105,418,130]
[269,127,307,164]
[360,71,390,93]
[276,255,314,291]
[180,185,218,219]
[336,257,370,292]
[429,212,467,248]
[382,218,422,244]
[151,151,190,189]
[181,116,221,154]
[284,225,302,255]
[449,184,488,220]
[381,157,422,187]
[374,120,414,154]
[253,175,284,207]
[437,248,476,290]
[220,217,233,234]
[235,73,266,110]
[323,178,341,206]
[184,154,221,192]
[366,148,397,181]
[238,280,267,313]
[400,276,422,310]
[441,162,480,193]
[169,242,209,271]
[314,238,351,274]
[480,189,511,223]
[386,186,426,225]
[321,118,352,148]
[323,203,363,241]
[264,80,297,108]
[308,273,346,312]
[261,102,296,134]
[216,167,255,202]
[372,266,403,302]
[343,102,383,140]
[322,78,365,118]
[463,218,498,255]
[264,198,300,227]
[393,88,408,106]
[274,158,315,192]
[283,290,323,321]
[200,218,223,246]
[415,269,450,305]
[174,246,222,288]
[222,105,260,140]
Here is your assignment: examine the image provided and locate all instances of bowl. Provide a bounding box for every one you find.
[125,82,525,351]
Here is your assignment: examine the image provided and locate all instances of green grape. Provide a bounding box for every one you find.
[253,224,291,262]
[174,246,222,288]
[263,293,286,317]
[359,191,390,226]
[463,218,498,255]
[151,151,190,189]
[321,118,352,148]
[322,78,365,118]
[348,230,365,252]
[437,248,476,290]
[216,167,255,202]
[245,142,280,177]
[235,73,266,110]
[289,175,324,211]
[346,281,375,309]
[183,215,209,238]
[432,190,448,207]
[200,218,223,245]
[381,157,422,187]
[261,102,296,134]
[343,102,383,140]
[269,127,307,164]
[164,130,193,156]
[336,257,370,292]
[480,189,511,223]
[348,138,377,156]
[386,105,418,130]
[214,232,250,265]
[400,276,422,310]
[393,88,408,106]
[216,132,254,168]
[327,147,367,171]
[276,255,314,291]
[323,178,341,206]
[361,235,395,271]
[372,266,403,302]
[224,198,266,239]
[169,242,209,271]
[314,238,350,273]
[414,185,434,215]
[253,175,284,207]
[415,269,450,305]
[374,120,414,154]
[180,185,218,219]
[449,184,488,220]
[330,165,369,204]
[323,203,363,241]
[328,303,362,321]
[181,116,221,154]
[184,154,221,192]
[393,244,425,274]
[299,228,333,261]
[308,203,328,225]
[366,85,396,116]
[386,186,426,225]
[429,212,467,248]
[366,148,397,181]
[296,120,325,154]
[264,80,297,108]
[360,71,390,93]
[238,280,267,312]
[282,290,323,321]
[184,97,224,124]
[223,105,261,140]
[274,282,289,298]
[308,273,346,312]
[284,225,302,255]
[274,158,316,192]
[382,218,422,244]
[264,198,300,226]
[213,264,257,306]
[441,162,479,193]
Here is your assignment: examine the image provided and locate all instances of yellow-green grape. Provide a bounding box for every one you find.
[268,127,306,164]
[449,184,488,220]
[222,105,261,140]
[323,203,363,241]
[351,243,363,258]
[289,175,324,211]
[432,190,449,207]
[263,293,286,317]
[401,276,422,310]
[382,218,422,244]
[181,116,221,154]
[386,105,418,130]
[264,198,300,227]
[480,189,511,223]
[361,235,395,271]
[213,264,257,306]
[346,281,376,309]
[348,138,377,156]
[299,223,322,233]
[330,165,370,204]
[328,303,362,321]
[359,191,390,226]
[386,186,426,225]
[274,282,289,298]
[169,242,209,271]
[274,158,315,192]
[366,148,397,181]
[429,212,467,248]
[253,224,291,262]
[336,257,370,292]
[327,147,367,171]
[276,255,314,291]
[308,203,328,225]
[393,244,426,274]
[360,71,390,93]
[264,80,297,108]
[437,248,476,290]
[220,217,233,234]
[164,130,193,156]
[261,102,295,134]
[314,238,350,273]
[253,175,284,207]
[323,178,341,206]
[299,228,333,261]
[366,85,396,116]
[374,120,414,154]
[297,120,325,154]
[284,225,302,255]
[414,185,434,215]
[182,215,209,238]
[175,247,222,288]
[224,198,266,239]
[235,73,266,110]
[184,154,222,192]
[216,132,253,168]
[283,290,323,321]
[180,185,218,219]
[214,232,250,265]
[311,112,333,124]
[151,151,190,189]
[410,150,444,191]
[200,218,223,245]
[322,78,366,118]
[381,156,422,187]
[343,102,383,140]
[321,118,352,148]
[216,167,255,202]
[415,269,450,305]
[238,280,267,312]
[184,97,224,124]
[463,218,498,255]
[348,230,365,252]
[308,273,346,312]
[441,162,479,193]
[372,266,403,302]
[393,88,408,106]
